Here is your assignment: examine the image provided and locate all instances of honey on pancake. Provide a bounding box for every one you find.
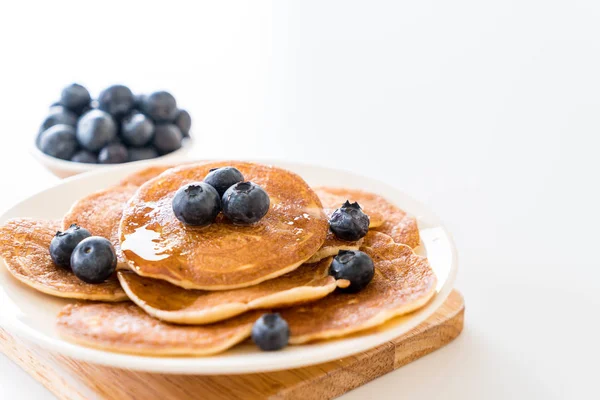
[62,166,174,270]
[119,162,329,290]
[121,205,321,275]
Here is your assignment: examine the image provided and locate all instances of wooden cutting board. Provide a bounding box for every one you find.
[0,290,464,400]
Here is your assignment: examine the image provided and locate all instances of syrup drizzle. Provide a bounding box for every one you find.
[121,225,173,262]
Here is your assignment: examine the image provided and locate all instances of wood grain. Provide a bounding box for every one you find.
[0,290,464,400]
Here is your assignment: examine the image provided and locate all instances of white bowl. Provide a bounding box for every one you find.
[31,138,193,178]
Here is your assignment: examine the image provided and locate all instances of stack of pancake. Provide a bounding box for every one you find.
[0,161,437,356]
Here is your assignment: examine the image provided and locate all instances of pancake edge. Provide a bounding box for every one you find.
[288,283,437,344]
[306,239,363,264]
[117,271,339,325]
[56,322,253,357]
[60,184,134,230]
[1,256,127,301]
[123,255,317,291]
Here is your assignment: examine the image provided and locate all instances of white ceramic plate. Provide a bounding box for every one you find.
[0,160,457,375]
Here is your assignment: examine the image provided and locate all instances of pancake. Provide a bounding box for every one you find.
[62,165,173,269]
[119,161,329,290]
[315,187,386,229]
[63,185,137,268]
[57,302,261,356]
[118,165,175,187]
[315,187,420,248]
[282,231,436,344]
[117,257,346,325]
[306,187,395,263]
[0,218,126,301]
[306,234,363,263]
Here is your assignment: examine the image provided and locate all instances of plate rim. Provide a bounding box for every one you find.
[0,158,458,374]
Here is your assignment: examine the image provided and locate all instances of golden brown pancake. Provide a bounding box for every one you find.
[57,302,261,356]
[315,187,420,248]
[315,187,386,229]
[305,234,363,263]
[117,257,346,325]
[0,218,126,301]
[54,233,436,354]
[282,232,436,344]
[62,185,137,241]
[62,185,137,268]
[62,165,173,269]
[306,187,393,263]
[118,165,175,187]
[119,161,329,290]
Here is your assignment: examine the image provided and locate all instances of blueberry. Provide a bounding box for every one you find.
[128,147,158,162]
[172,182,221,226]
[222,182,270,225]
[71,150,98,164]
[152,124,182,154]
[251,313,289,351]
[329,201,370,241]
[39,124,78,160]
[49,224,91,269]
[204,167,244,197]
[76,109,117,151]
[174,109,191,137]
[70,237,117,283]
[133,94,146,110]
[59,83,91,114]
[98,143,128,164]
[143,91,178,122]
[40,106,78,131]
[98,85,134,117]
[121,112,154,147]
[329,250,375,293]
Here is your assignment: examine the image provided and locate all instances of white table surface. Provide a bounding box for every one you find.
[1,1,599,398]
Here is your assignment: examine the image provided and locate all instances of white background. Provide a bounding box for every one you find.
[1,1,599,398]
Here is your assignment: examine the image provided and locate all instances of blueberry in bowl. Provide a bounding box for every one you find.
[32,83,193,177]
[60,83,91,115]
[71,150,98,164]
[98,143,129,164]
[38,124,78,160]
[152,124,183,155]
[174,109,192,137]
[143,91,178,122]
[97,84,134,118]
[76,109,117,152]
[128,147,159,162]
[121,112,154,147]
[40,106,78,132]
